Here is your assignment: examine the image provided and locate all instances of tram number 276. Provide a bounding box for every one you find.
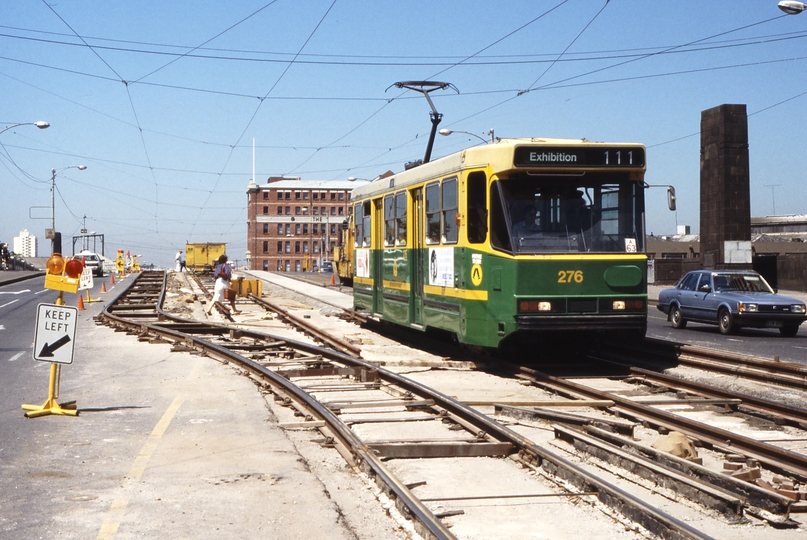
[558,270,584,283]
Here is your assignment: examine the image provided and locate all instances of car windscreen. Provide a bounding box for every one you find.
[713,274,774,293]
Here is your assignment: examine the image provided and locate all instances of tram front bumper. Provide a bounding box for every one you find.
[515,314,647,331]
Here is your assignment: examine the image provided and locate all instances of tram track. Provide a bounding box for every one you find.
[99,270,725,540]
[197,271,807,533]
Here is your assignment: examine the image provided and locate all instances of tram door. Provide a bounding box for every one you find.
[411,188,424,325]
[372,198,385,315]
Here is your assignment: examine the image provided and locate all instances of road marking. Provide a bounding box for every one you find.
[8,352,24,362]
[36,289,49,295]
[96,396,183,540]
[0,290,30,295]
[0,299,19,310]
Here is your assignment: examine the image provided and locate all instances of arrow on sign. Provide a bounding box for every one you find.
[38,335,72,357]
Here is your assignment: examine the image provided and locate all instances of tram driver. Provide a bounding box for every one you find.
[513,206,541,237]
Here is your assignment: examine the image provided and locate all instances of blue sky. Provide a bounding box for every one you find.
[2,1,806,265]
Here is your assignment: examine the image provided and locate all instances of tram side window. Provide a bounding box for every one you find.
[425,182,441,244]
[361,201,371,247]
[395,191,407,245]
[353,203,363,247]
[442,177,458,244]
[383,194,395,247]
[466,171,487,244]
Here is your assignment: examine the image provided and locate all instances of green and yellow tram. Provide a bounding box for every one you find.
[348,137,648,349]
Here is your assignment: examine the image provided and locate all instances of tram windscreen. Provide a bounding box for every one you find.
[490,173,644,254]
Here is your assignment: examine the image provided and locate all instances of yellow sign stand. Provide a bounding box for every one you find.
[22,364,78,418]
[21,291,79,418]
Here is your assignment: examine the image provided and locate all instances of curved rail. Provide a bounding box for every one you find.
[100,271,716,540]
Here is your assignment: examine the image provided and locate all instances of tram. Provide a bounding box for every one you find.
[346,137,649,349]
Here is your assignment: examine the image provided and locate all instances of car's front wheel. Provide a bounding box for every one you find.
[670,305,687,329]
[780,325,800,337]
[718,308,736,335]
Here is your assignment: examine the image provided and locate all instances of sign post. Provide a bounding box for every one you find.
[22,303,80,418]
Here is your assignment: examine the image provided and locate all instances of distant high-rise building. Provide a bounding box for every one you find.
[13,229,37,258]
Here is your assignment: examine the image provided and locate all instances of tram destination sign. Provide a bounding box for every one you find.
[514,146,645,168]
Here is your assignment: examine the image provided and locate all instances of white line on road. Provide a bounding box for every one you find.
[0,299,20,310]
[9,352,24,362]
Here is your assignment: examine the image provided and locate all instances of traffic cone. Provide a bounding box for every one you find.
[101,282,107,293]
[77,294,85,310]
[110,275,115,285]
[330,274,335,286]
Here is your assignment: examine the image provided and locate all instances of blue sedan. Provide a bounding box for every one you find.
[657,270,807,337]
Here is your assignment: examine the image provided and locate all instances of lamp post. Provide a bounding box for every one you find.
[438,128,493,144]
[0,121,50,136]
[51,165,87,254]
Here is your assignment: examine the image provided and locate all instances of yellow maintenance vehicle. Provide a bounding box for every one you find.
[332,217,353,286]
[185,243,226,274]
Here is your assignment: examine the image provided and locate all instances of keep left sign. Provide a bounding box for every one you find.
[34,304,78,364]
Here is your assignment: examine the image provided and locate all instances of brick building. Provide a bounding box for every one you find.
[246,176,368,272]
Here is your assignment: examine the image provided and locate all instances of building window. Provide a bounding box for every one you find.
[295,191,301,200]
[338,192,344,201]
[277,241,282,253]
[303,224,309,234]
[277,191,283,200]
[285,206,290,215]
[277,224,283,235]
[285,223,291,235]
[276,260,282,271]
[295,241,300,253]
[303,191,309,200]
[313,207,318,215]
[285,241,291,253]
[330,207,336,216]
[263,206,269,215]
[263,223,269,234]
[302,206,309,215]
[264,260,269,271]
[338,207,344,216]
[262,241,268,253]
[263,191,269,200]
[277,206,283,215]
[303,241,309,253]
[331,192,336,201]
[295,207,301,215]
[313,192,319,200]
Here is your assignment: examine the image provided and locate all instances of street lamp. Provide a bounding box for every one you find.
[438,128,494,144]
[779,1,807,14]
[50,165,87,252]
[0,121,50,136]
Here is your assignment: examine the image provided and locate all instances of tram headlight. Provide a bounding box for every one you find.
[518,300,553,313]
[611,299,644,311]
